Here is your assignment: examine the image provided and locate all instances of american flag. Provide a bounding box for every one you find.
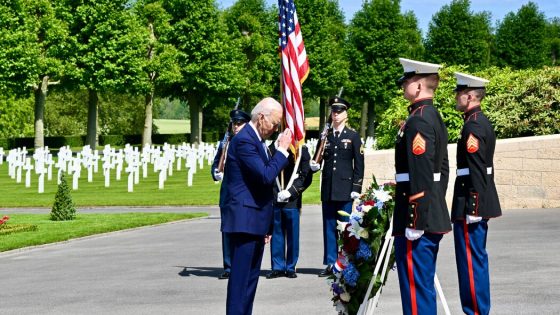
[278,0,309,154]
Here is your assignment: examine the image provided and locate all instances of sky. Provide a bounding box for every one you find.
[217,0,560,35]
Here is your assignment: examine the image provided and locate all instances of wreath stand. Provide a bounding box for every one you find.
[357,217,451,315]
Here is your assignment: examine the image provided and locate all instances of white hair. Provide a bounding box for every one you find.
[251,97,283,121]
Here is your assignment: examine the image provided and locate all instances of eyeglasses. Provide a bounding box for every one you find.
[261,113,281,130]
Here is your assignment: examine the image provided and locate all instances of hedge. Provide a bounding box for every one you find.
[375,66,560,149]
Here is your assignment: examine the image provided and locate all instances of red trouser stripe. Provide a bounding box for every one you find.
[464,221,480,315]
[407,240,418,315]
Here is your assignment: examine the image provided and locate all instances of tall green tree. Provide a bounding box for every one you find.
[163,0,243,144]
[494,2,547,69]
[545,17,560,66]
[134,0,181,147]
[296,0,349,132]
[424,0,492,70]
[60,0,149,149]
[223,0,277,111]
[0,0,69,148]
[347,0,422,138]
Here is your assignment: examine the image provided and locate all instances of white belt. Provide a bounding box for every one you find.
[456,167,493,176]
[395,173,441,182]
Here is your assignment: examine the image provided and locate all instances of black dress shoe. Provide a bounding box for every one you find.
[318,266,333,277]
[218,271,230,279]
[266,270,285,279]
[285,271,297,279]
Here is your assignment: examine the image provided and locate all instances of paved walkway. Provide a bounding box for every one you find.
[1,206,559,314]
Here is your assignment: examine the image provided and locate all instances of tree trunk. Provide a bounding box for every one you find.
[142,89,154,147]
[34,76,49,148]
[188,95,201,144]
[86,89,98,149]
[142,22,157,148]
[359,100,368,139]
[366,99,376,138]
[319,97,326,131]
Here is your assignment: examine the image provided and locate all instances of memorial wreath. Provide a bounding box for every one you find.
[327,176,396,315]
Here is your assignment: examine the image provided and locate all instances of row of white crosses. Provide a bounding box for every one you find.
[1,142,218,194]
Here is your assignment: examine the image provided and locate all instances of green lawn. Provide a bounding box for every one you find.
[153,119,190,134]
[0,212,206,252]
[0,163,321,207]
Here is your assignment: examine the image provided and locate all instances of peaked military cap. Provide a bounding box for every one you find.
[329,96,351,113]
[229,109,250,123]
[397,58,442,86]
[454,72,489,92]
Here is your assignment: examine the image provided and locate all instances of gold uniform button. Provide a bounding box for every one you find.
[333,167,336,171]
[473,195,477,199]
[410,214,414,218]
[461,183,464,187]
[402,193,406,196]
[409,223,413,227]
[334,153,337,157]
[411,205,415,208]
[334,160,337,163]
[472,211,475,214]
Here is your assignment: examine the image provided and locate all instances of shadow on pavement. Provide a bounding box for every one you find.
[176,266,223,278]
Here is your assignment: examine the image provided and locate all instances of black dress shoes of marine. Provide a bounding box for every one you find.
[318,265,333,277]
[285,271,297,279]
[266,270,286,279]
[218,271,230,280]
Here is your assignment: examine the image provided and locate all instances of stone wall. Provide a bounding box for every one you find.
[363,134,560,209]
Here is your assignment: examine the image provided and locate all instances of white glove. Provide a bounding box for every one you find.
[277,190,291,202]
[405,228,424,241]
[214,170,223,181]
[350,192,360,200]
[310,160,321,171]
[466,215,483,224]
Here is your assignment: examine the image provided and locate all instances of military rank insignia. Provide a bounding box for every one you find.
[466,133,479,153]
[412,132,426,155]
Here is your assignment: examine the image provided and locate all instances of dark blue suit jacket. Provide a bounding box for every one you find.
[221,124,289,236]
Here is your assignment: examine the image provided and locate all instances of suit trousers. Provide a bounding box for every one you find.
[394,233,443,315]
[270,207,300,272]
[454,220,491,315]
[226,232,265,315]
[322,201,352,265]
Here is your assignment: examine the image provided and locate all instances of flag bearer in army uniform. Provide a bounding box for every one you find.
[393,58,452,315]
[265,144,313,279]
[452,72,502,315]
[310,96,364,277]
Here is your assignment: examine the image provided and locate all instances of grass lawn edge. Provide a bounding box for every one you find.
[0,215,209,257]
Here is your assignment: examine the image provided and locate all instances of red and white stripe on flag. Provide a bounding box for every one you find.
[278,0,309,153]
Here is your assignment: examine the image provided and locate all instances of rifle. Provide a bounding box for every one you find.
[217,97,241,173]
[313,87,343,164]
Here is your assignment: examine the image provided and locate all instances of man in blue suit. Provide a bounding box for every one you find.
[221,97,293,315]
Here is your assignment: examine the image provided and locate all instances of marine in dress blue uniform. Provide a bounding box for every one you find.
[265,145,313,279]
[451,72,502,315]
[221,98,291,315]
[393,58,452,315]
[211,109,251,279]
[312,97,364,277]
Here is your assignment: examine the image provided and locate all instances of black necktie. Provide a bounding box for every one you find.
[335,131,340,139]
